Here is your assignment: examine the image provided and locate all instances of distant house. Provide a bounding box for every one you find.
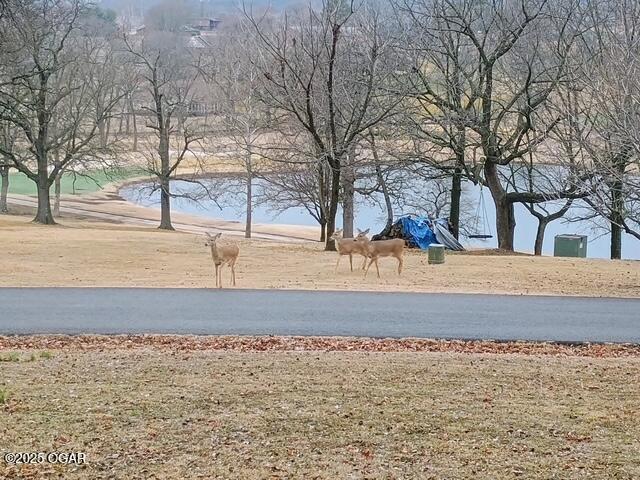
[189,18,221,32]
[131,17,221,39]
[128,16,220,54]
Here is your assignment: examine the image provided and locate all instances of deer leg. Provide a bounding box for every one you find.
[375,259,381,278]
[214,264,219,288]
[361,255,367,270]
[231,260,236,286]
[218,265,223,289]
[364,257,375,278]
[349,253,353,272]
[335,255,341,273]
[397,256,403,275]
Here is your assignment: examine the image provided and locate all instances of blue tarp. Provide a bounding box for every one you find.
[397,215,438,250]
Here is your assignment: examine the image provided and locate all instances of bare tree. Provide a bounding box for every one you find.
[0,0,123,224]
[399,0,589,251]
[257,146,333,242]
[367,131,394,234]
[568,0,640,258]
[244,0,404,249]
[395,0,479,239]
[121,28,205,230]
[203,22,271,238]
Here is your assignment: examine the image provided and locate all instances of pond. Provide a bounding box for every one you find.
[119,178,640,260]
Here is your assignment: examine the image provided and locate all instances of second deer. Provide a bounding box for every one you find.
[204,232,240,288]
[359,236,406,278]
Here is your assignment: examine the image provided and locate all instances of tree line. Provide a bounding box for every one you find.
[1,0,639,258]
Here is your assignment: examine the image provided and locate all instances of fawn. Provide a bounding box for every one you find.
[330,228,370,272]
[204,232,240,288]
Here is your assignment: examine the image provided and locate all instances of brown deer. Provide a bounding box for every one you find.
[204,232,240,288]
[330,228,370,272]
[360,236,406,278]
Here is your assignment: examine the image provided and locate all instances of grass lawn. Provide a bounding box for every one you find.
[2,214,640,297]
[1,342,639,479]
[7,169,141,196]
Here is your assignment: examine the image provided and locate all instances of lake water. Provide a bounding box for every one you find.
[120,179,640,260]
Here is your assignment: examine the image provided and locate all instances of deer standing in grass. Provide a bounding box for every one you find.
[205,232,239,288]
[360,236,405,278]
[330,228,370,272]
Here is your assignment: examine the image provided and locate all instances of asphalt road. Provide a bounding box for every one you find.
[1,288,638,343]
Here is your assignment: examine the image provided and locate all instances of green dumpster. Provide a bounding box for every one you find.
[554,234,587,258]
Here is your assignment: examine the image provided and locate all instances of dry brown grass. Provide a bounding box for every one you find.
[1,214,639,297]
[1,347,639,479]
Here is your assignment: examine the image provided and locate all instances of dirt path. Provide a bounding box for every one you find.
[7,190,318,243]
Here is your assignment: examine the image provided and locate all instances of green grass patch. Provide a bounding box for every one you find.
[39,351,53,360]
[7,168,142,196]
[0,387,8,405]
[0,352,20,362]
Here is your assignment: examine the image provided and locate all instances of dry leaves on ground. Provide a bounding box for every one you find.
[1,335,639,357]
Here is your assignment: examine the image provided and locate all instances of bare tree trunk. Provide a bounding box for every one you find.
[610,214,623,260]
[105,117,111,147]
[52,154,62,217]
[130,98,138,152]
[449,120,466,239]
[342,165,354,238]
[526,200,572,256]
[158,124,174,230]
[53,171,61,217]
[318,161,329,243]
[34,177,54,224]
[449,166,462,239]
[370,133,393,236]
[33,147,55,224]
[485,162,515,250]
[325,164,341,251]
[125,99,131,135]
[98,118,107,149]
[534,218,548,256]
[118,108,125,134]
[0,165,9,213]
[245,174,252,239]
[158,176,173,230]
[495,199,515,251]
[610,163,625,259]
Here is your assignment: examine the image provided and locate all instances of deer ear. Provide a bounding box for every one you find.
[214,233,222,240]
[206,232,213,238]
[363,228,370,235]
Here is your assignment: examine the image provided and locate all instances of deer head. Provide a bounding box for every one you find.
[356,228,370,240]
[204,232,222,247]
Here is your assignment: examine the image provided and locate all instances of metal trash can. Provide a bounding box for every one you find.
[428,244,445,264]
[554,234,587,258]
